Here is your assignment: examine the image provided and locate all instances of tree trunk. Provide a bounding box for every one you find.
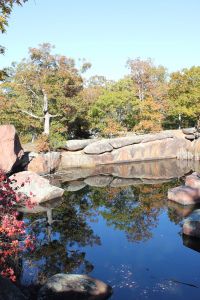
[43,90,50,135]
[44,111,51,135]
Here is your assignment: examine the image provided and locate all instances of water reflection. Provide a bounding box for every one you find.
[17,160,200,299]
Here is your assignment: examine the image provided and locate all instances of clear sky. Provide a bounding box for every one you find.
[0,0,200,80]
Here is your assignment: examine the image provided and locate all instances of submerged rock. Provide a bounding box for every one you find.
[0,125,24,173]
[168,186,200,205]
[38,273,112,300]
[10,171,64,204]
[84,175,113,187]
[183,209,200,238]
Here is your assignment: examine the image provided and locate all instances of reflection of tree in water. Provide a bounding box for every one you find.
[82,181,179,242]
[24,195,101,285]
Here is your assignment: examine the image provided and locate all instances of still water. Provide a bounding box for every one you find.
[21,160,200,299]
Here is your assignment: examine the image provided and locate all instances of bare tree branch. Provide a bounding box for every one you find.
[18,109,44,119]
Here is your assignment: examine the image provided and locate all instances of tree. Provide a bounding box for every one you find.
[88,78,139,136]
[126,57,168,102]
[1,43,90,139]
[167,66,200,128]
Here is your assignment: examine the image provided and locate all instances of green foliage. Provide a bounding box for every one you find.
[88,78,139,136]
[167,66,200,127]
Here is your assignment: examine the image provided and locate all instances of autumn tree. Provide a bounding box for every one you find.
[1,43,90,140]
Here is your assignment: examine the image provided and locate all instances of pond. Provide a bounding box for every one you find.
[19,160,200,299]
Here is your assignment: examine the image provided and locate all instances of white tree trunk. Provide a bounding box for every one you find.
[44,112,51,135]
[43,90,50,135]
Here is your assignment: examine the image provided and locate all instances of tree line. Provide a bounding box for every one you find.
[0,42,200,145]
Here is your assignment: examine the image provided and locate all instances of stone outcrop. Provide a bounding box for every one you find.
[26,152,61,175]
[10,171,64,204]
[0,125,24,173]
[60,134,191,168]
[38,273,112,300]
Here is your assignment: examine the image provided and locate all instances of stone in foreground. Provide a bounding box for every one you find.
[38,273,112,300]
[168,185,200,205]
[185,172,200,191]
[10,171,64,204]
[183,209,200,238]
[0,124,24,173]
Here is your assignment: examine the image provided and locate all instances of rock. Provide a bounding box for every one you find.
[141,131,173,143]
[10,171,64,204]
[66,181,86,192]
[112,138,190,163]
[110,178,142,187]
[168,186,200,205]
[84,175,113,187]
[185,172,200,192]
[64,139,96,151]
[38,273,112,300]
[60,138,191,168]
[27,152,61,175]
[84,140,113,154]
[0,275,27,300]
[0,125,24,173]
[109,136,142,149]
[190,140,200,160]
[182,128,196,135]
[185,134,195,140]
[183,234,200,253]
[183,209,200,238]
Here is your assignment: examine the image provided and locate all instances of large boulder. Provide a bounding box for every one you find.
[27,152,61,175]
[38,274,112,300]
[0,125,24,173]
[168,186,200,205]
[64,139,96,151]
[84,140,113,154]
[183,209,200,238]
[10,171,64,204]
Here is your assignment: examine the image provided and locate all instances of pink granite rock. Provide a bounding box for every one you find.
[168,185,200,205]
[0,125,24,173]
[10,171,64,204]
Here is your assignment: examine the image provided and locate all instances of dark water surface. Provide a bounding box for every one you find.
[21,160,200,299]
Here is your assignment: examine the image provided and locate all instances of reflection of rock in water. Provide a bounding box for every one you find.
[59,159,197,189]
[183,234,200,253]
[167,201,198,224]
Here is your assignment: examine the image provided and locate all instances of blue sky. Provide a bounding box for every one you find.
[1,0,200,79]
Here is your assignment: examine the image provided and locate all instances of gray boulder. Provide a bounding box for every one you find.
[64,139,96,151]
[182,128,197,135]
[38,273,112,300]
[84,140,113,154]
